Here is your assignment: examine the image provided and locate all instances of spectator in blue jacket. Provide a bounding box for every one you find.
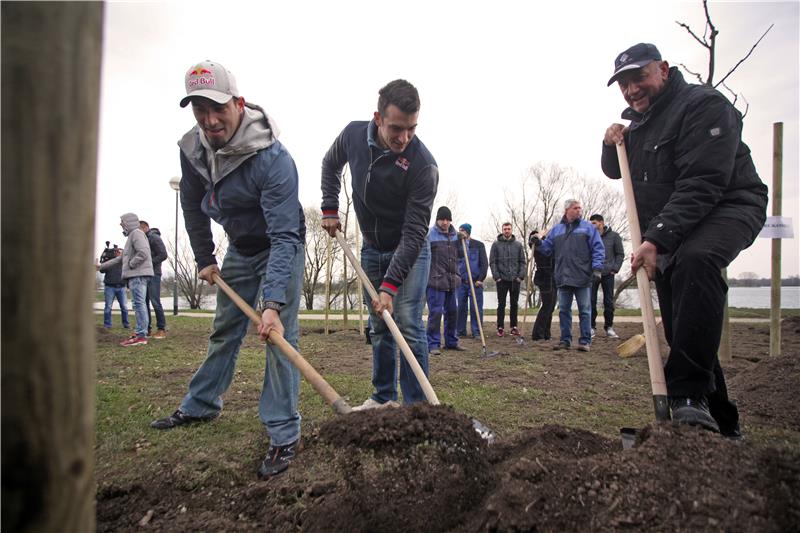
[150,61,306,482]
[538,199,605,351]
[320,79,438,410]
[456,223,488,339]
[140,220,168,339]
[426,206,466,354]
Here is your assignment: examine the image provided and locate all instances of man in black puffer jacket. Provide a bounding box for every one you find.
[602,43,768,438]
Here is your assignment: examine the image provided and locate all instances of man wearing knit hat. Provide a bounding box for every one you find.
[425,206,466,354]
[150,60,307,481]
[456,223,488,339]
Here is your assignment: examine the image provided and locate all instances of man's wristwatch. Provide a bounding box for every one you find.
[260,301,283,313]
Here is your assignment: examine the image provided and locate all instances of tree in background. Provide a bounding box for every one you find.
[166,229,227,310]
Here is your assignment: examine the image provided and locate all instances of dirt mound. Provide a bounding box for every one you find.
[286,404,490,532]
[473,423,799,532]
[729,351,800,430]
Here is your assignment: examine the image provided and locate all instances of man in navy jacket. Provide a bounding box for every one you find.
[321,79,438,410]
[537,199,605,352]
[457,223,488,339]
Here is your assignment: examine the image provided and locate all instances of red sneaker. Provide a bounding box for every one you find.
[120,335,148,347]
[497,327,504,337]
[510,327,521,336]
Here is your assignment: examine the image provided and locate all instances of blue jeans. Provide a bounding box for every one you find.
[103,285,130,328]
[128,276,151,337]
[557,285,592,346]
[426,287,458,349]
[146,274,166,331]
[456,283,484,337]
[361,241,430,404]
[180,246,304,446]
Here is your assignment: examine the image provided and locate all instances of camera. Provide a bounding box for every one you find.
[100,240,119,263]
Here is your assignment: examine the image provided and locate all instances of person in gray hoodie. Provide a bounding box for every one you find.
[489,222,526,337]
[98,212,153,346]
[150,61,306,482]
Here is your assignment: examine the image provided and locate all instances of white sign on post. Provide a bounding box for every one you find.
[759,216,794,239]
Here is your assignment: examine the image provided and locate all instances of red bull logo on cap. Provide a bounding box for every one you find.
[187,64,216,89]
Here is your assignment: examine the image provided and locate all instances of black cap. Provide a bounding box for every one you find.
[607,43,662,86]
[436,206,452,221]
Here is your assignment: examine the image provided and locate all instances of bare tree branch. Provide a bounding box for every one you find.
[678,62,705,84]
[675,20,710,49]
[714,24,773,89]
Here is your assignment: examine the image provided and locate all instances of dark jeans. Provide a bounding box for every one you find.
[656,212,762,435]
[426,288,459,349]
[591,273,616,329]
[531,281,556,340]
[496,279,520,329]
[145,274,166,331]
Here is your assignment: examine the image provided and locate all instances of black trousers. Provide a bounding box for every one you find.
[496,280,520,329]
[591,274,616,329]
[531,281,556,340]
[655,211,761,434]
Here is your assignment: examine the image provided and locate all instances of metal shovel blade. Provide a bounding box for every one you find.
[472,418,497,444]
[481,346,501,358]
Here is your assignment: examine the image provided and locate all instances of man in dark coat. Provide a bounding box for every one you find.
[588,214,624,338]
[602,43,767,436]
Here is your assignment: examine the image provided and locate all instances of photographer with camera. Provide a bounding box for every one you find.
[100,241,130,330]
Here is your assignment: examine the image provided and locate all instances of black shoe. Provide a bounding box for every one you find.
[670,397,720,433]
[150,409,219,430]
[444,345,467,352]
[258,439,299,479]
[552,341,570,351]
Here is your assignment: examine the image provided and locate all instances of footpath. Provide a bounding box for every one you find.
[93,310,771,323]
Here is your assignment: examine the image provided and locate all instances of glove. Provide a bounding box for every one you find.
[592,270,602,282]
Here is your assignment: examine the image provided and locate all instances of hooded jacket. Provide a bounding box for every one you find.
[598,226,624,275]
[100,212,154,280]
[427,223,461,291]
[145,228,168,276]
[321,120,439,296]
[601,68,768,254]
[489,234,526,281]
[178,102,305,304]
[537,217,605,288]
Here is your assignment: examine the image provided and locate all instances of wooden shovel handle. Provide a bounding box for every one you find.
[334,231,440,405]
[461,237,488,347]
[616,143,670,421]
[211,272,352,415]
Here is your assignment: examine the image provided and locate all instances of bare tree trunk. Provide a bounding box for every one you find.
[2,3,103,532]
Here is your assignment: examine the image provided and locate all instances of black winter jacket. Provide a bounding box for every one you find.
[599,226,624,275]
[321,120,438,294]
[601,69,767,254]
[489,235,526,281]
[145,228,169,276]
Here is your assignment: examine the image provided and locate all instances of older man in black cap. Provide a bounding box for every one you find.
[601,43,767,437]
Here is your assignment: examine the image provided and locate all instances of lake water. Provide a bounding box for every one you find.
[96,286,799,311]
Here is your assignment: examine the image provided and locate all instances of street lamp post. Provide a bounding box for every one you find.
[169,176,181,316]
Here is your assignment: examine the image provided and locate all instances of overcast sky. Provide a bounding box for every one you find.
[95,0,799,279]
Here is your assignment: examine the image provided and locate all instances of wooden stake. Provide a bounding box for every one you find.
[770,122,783,357]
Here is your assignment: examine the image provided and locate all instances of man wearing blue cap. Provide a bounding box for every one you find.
[602,43,768,437]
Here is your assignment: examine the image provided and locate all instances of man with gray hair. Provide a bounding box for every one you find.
[537,199,605,351]
[150,61,306,480]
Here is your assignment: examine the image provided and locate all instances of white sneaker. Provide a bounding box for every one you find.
[351,398,400,411]
[605,327,619,339]
[590,328,596,338]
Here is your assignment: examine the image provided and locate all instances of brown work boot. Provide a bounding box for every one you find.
[152,329,167,339]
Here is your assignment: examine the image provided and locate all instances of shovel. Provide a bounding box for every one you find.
[616,143,670,423]
[210,272,353,415]
[335,231,497,442]
[460,237,501,357]
[617,320,662,358]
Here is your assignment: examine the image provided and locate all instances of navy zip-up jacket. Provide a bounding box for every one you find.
[321,120,438,295]
[458,238,488,285]
[538,217,605,288]
[427,223,461,291]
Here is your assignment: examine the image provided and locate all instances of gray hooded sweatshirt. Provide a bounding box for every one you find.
[100,212,154,279]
